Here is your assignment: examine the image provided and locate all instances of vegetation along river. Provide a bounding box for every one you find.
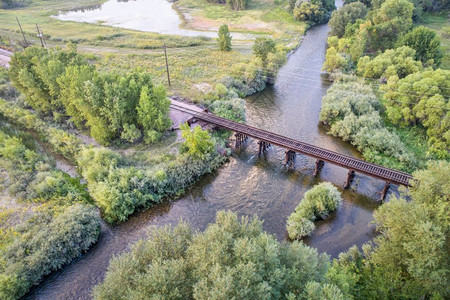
[27,3,395,299]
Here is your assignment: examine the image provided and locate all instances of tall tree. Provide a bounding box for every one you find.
[253,37,276,66]
[218,24,232,52]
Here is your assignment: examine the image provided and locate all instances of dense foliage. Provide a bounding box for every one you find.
[320,78,417,171]
[77,144,225,223]
[0,204,100,299]
[9,46,171,145]
[327,161,450,299]
[383,69,450,157]
[218,24,232,51]
[180,124,215,159]
[357,46,422,80]
[94,211,338,299]
[286,182,342,239]
[0,126,100,299]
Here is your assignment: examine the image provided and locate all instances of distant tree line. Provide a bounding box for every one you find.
[207,0,250,10]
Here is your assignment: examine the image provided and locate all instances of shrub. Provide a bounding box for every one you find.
[120,123,142,143]
[180,123,215,159]
[287,182,342,240]
[253,37,276,66]
[0,204,100,299]
[93,211,332,299]
[210,98,246,123]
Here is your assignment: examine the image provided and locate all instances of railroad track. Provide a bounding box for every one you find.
[170,102,413,189]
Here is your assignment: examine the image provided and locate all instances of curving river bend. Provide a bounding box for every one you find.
[27,3,395,299]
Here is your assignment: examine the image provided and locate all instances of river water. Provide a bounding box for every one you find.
[55,0,253,39]
[27,2,396,299]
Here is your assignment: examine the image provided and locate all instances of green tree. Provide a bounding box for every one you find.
[218,24,232,52]
[357,46,422,79]
[398,26,443,66]
[93,211,335,299]
[136,85,171,143]
[180,123,215,158]
[253,37,276,66]
[370,0,414,50]
[329,2,368,38]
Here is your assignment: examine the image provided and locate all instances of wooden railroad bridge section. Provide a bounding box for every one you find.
[170,102,413,201]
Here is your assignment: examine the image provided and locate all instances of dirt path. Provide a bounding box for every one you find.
[0,48,12,68]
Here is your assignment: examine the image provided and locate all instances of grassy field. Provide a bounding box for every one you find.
[418,10,450,69]
[0,0,305,100]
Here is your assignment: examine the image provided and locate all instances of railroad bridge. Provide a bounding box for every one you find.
[170,101,413,201]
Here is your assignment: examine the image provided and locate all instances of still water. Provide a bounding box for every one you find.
[55,0,252,38]
[27,2,394,299]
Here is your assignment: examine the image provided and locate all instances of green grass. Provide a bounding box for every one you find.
[1,0,306,101]
[418,10,450,69]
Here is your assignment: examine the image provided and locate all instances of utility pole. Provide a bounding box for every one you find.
[162,42,171,87]
[35,24,45,47]
[16,17,28,46]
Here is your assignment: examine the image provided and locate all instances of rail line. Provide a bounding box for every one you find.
[170,102,413,199]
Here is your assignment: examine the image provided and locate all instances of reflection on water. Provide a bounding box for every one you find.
[27,2,394,299]
[55,0,252,38]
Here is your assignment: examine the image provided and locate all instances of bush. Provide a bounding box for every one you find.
[0,204,100,299]
[93,211,332,299]
[210,98,246,123]
[120,123,142,143]
[180,123,215,159]
[287,182,342,240]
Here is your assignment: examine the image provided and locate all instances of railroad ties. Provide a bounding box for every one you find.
[170,103,413,201]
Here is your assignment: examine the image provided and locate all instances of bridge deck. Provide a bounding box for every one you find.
[170,103,413,187]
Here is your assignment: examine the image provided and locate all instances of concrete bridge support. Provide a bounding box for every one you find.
[380,182,390,202]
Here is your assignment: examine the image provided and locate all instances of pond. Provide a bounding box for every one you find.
[55,0,252,39]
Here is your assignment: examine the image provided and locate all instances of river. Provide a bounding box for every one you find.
[26,2,396,299]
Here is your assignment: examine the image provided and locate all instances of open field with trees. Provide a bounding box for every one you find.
[1,0,449,298]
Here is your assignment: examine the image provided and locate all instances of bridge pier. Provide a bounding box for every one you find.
[313,160,325,177]
[285,150,296,167]
[235,133,248,149]
[258,141,270,156]
[380,182,390,202]
[344,170,356,189]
